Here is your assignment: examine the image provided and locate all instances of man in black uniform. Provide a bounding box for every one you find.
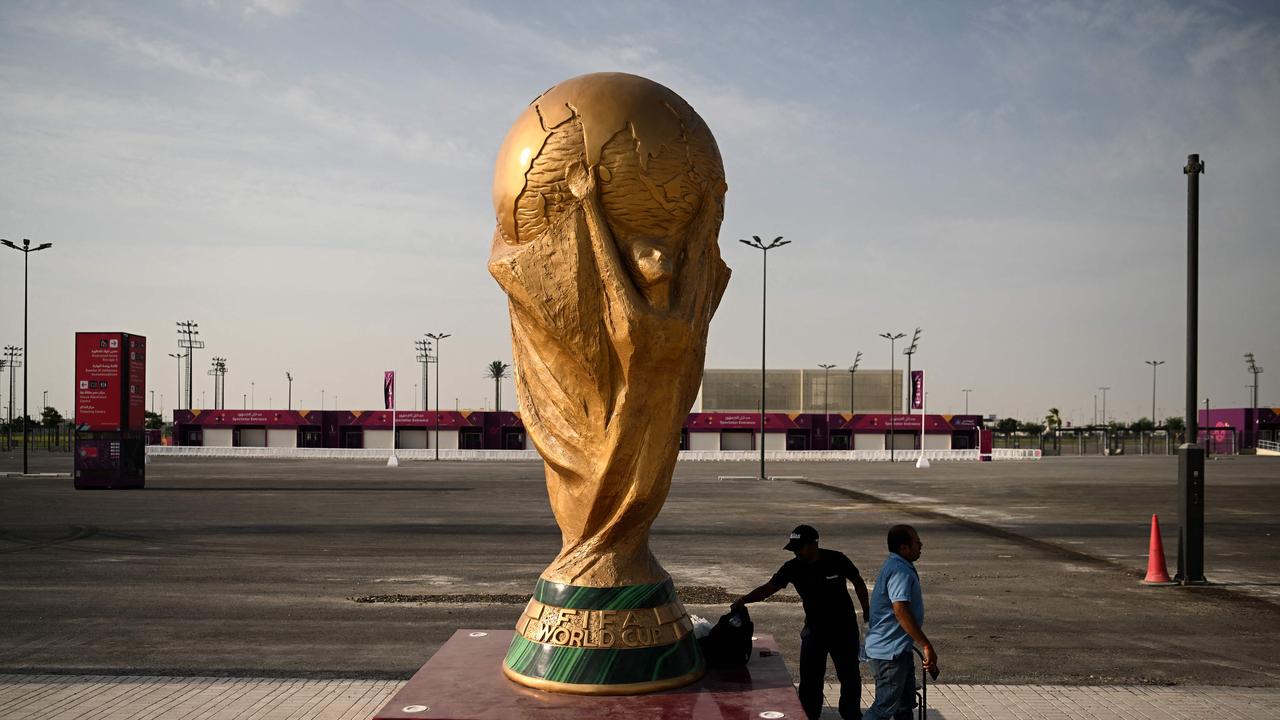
[732,524,871,720]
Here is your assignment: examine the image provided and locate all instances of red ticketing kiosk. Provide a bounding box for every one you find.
[74,332,146,489]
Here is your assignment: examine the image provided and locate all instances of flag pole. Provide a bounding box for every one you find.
[387,370,399,467]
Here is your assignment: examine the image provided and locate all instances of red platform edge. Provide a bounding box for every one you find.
[372,629,805,720]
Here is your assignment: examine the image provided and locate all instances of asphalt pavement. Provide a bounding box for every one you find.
[2,455,1278,689]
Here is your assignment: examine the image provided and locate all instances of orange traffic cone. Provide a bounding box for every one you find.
[1142,513,1173,584]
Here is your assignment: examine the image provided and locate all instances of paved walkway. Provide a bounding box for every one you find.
[1,675,1277,719]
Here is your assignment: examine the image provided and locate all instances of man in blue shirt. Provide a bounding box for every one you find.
[732,524,870,720]
[862,524,938,720]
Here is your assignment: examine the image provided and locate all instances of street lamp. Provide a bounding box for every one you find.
[739,235,791,480]
[902,328,921,416]
[818,363,835,450]
[168,353,183,419]
[848,351,862,414]
[426,332,451,460]
[2,238,53,474]
[251,381,255,410]
[1145,361,1165,426]
[1099,386,1111,425]
[879,331,906,461]
[962,388,972,415]
[286,371,293,411]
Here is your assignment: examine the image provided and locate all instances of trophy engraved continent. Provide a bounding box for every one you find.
[488,72,731,694]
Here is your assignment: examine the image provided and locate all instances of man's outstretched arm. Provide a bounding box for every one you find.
[853,575,871,621]
[892,600,938,674]
[732,582,781,608]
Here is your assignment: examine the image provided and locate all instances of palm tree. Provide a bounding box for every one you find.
[485,361,512,412]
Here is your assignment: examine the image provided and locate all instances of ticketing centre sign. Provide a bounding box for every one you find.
[76,332,145,431]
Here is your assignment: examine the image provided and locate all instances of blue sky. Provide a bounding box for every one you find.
[1,0,1277,424]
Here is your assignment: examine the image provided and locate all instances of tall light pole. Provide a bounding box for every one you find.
[286,372,293,411]
[848,351,862,414]
[3,238,53,475]
[426,332,451,460]
[4,346,23,457]
[1178,153,1207,585]
[880,331,906,461]
[251,381,255,410]
[208,357,226,410]
[0,358,7,449]
[739,235,791,480]
[415,338,433,421]
[1099,386,1110,425]
[1245,353,1262,412]
[175,321,203,410]
[962,388,972,415]
[1145,361,1165,426]
[819,363,835,450]
[168,353,183,419]
[902,327,921,416]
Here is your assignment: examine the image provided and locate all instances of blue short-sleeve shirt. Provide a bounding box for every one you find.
[863,552,924,660]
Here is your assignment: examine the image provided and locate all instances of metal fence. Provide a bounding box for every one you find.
[997,430,1182,456]
[1,424,74,451]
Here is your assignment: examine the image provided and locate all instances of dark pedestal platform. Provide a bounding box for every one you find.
[372,629,805,720]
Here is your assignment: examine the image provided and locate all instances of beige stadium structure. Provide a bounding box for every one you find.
[699,368,905,414]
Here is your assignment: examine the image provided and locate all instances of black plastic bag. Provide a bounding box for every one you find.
[698,606,754,669]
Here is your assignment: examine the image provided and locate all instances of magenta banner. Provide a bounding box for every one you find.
[685,412,810,431]
[175,409,320,428]
[384,371,395,410]
[911,370,924,411]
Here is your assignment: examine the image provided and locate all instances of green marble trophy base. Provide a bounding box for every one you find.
[502,578,705,694]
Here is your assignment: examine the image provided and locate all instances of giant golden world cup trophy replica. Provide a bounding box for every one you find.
[489,73,731,695]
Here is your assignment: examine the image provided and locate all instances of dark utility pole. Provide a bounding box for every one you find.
[1178,153,1206,585]
[2,238,53,474]
[848,351,862,415]
[286,371,293,411]
[740,235,791,480]
[426,332,450,460]
[880,331,906,461]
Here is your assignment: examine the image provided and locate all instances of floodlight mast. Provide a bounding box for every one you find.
[2,238,53,474]
[2,346,20,453]
[425,332,450,460]
[415,338,434,424]
[962,388,972,415]
[739,235,791,480]
[879,332,906,461]
[848,351,862,415]
[175,321,204,410]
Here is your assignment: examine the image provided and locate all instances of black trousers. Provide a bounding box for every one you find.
[798,622,861,720]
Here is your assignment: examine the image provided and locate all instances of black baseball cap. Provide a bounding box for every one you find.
[784,524,819,551]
